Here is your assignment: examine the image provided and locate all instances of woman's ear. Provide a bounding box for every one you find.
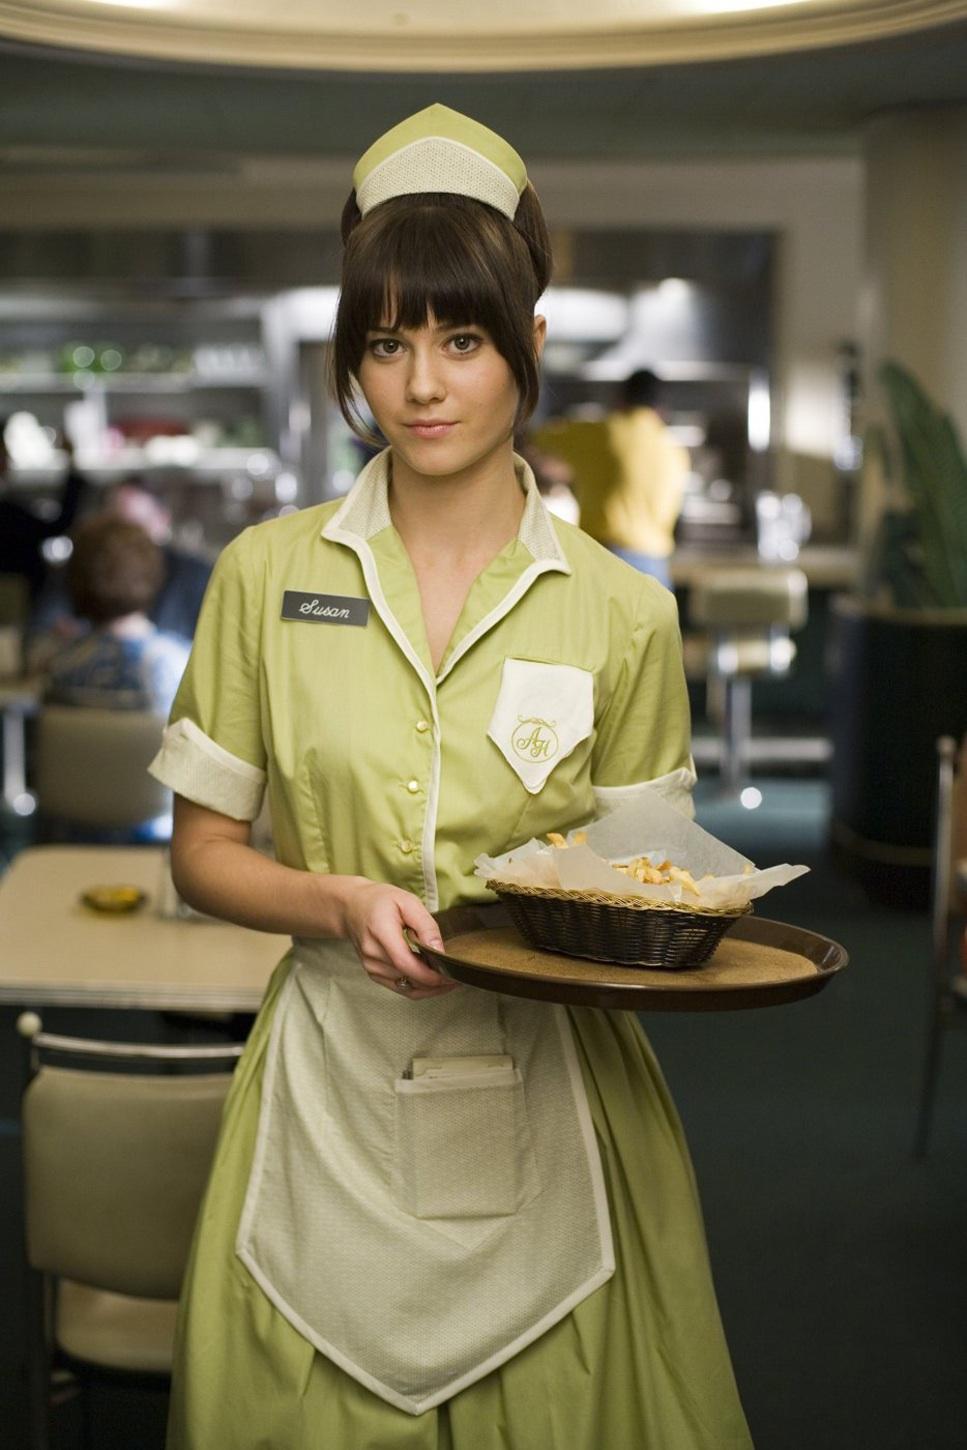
[533,314,547,360]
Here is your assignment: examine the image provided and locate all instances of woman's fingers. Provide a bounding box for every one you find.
[351,886,458,997]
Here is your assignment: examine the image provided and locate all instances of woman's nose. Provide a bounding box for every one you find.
[405,349,446,404]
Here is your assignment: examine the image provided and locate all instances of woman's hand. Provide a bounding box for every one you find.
[340,881,458,1000]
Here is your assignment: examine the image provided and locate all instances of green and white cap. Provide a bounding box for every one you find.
[353,103,528,221]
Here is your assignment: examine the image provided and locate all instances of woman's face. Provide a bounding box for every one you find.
[357,315,543,481]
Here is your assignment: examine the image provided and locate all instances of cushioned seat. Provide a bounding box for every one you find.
[56,1282,179,1375]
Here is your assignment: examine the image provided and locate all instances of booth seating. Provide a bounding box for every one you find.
[914,735,967,1156]
[35,706,170,839]
[17,1014,243,1450]
[687,566,809,792]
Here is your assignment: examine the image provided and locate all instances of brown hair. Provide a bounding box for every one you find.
[331,187,552,439]
[67,516,165,625]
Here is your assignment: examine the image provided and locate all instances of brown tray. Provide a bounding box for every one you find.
[420,908,848,1012]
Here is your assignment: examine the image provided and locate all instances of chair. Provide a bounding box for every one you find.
[0,572,29,678]
[17,1013,243,1450]
[34,706,171,837]
[688,566,808,792]
[914,735,967,1156]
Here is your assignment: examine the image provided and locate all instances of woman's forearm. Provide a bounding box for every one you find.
[171,832,366,939]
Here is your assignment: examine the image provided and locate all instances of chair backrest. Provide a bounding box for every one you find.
[0,572,29,678]
[690,566,809,632]
[35,706,170,828]
[0,571,29,628]
[21,1030,239,1301]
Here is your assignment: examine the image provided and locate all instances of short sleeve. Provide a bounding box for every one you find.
[148,532,267,821]
[590,579,697,818]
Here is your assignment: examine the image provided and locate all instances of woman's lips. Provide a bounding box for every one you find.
[405,421,457,439]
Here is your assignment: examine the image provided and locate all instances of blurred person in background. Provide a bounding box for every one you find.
[28,475,213,667]
[534,369,689,587]
[108,478,212,640]
[516,433,580,524]
[0,419,87,599]
[43,515,189,716]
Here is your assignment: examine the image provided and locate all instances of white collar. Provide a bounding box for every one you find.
[321,448,571,573]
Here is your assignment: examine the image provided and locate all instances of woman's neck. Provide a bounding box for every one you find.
[388,441,524,570]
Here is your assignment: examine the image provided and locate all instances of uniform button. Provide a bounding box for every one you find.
[399,838,414,854]
[406,779,420,794]
[415,719,431,734]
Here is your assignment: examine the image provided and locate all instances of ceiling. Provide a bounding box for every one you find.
[0,0,964,70]
[0,13,964,171]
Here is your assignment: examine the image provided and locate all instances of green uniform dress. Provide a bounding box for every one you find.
[151,450,752,1449]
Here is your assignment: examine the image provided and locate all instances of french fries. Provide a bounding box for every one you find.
[545,833,705,895]
[613,858,701,895]
[547,830,586,848]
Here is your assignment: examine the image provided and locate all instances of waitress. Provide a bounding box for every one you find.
[152,104,753,1449]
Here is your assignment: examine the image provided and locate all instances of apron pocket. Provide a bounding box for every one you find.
[393,1067,535,1221]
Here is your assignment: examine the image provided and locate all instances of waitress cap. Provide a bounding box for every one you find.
[352,103,528,221]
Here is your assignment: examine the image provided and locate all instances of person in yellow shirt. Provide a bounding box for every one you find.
[534,368,689,587]
[150,105,750,1450]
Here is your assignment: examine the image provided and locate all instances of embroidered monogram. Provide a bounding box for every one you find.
[512,718,559,763]
[281,591,370,626]
[488,659,594,794]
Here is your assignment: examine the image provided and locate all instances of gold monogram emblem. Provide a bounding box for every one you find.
[512,717,559,763]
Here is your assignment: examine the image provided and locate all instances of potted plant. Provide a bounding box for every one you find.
[830,362,967,906]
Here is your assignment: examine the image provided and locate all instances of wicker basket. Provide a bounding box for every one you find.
[487,880,750,970]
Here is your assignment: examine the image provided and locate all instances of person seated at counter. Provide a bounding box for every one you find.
[27,475,213,665]
[43,515,189,716]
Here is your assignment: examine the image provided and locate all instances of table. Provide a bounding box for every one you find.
[0,846,289,1011]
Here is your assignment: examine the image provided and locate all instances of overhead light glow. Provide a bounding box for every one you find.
[699,1,814,12]
[85,1,178,10]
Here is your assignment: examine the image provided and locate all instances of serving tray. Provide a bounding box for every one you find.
[420,907,848,1012]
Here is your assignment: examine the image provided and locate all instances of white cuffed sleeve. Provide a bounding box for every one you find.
[592,763,698,821]
[590,579,695,817]
[149,717,266,822]
[150,530,269,820]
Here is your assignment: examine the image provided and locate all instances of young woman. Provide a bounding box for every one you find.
[152,104,752,1449]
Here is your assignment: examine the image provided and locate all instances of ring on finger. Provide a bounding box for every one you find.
[394,975,413,992]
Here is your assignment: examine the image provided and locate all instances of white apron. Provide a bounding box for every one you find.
[236,938,615,1415]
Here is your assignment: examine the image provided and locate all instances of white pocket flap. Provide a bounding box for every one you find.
[487,658,594,795]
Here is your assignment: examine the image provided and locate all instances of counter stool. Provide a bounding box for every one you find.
[689,566,808,792]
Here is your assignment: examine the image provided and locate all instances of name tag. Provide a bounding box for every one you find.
[281,591,370,626]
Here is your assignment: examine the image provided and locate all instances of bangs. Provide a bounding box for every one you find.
[340,199,517,356]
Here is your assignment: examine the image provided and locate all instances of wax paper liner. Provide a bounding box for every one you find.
[474,787,808,912]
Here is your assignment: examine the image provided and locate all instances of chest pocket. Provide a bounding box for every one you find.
[487,658,594,795]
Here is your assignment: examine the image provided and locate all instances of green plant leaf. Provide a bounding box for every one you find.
[878,361,967,607]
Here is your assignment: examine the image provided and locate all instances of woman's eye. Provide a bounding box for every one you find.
[449,333,481,355]
[370,338,401,358]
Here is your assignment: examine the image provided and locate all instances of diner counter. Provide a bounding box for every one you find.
[670,545,858,591]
